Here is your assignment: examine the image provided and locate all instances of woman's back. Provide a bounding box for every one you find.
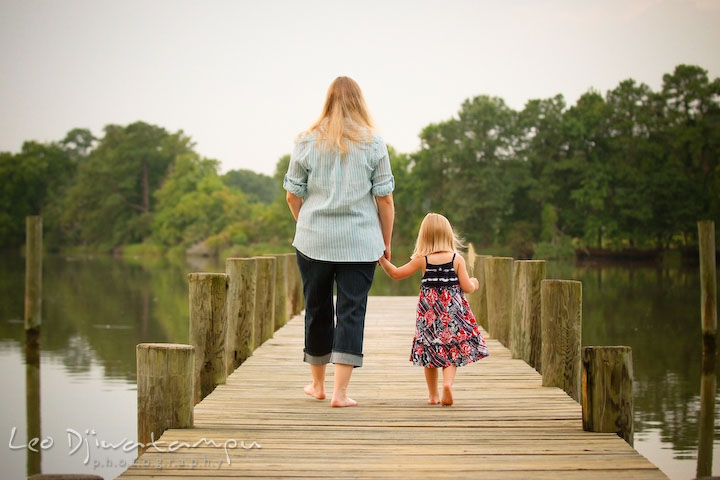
[284,132,394,262]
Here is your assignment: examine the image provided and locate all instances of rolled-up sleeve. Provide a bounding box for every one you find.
[371,139,395,196]
[283,141,309,198]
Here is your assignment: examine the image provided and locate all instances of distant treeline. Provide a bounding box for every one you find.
[1,64,718,257]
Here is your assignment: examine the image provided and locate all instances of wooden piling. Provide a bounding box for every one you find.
[511,260,546,370]
[581,346,634,445]
[467,243,477,275]
[225,258,257,373]
[698,220,717,353]
[541,279,582,401]
[282,253,298,317]
[136,343,194,454]
[285,252,304,315]
[188,273,228,404]
[253,256,276,347]
[263,254,288,330]
[484,257,513,345]
[469,255,491,331]
[697,220,717,478]
[24,216,42,332]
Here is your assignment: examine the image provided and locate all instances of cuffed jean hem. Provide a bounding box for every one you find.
[329,351,363,368]
[303,351,363,367]
[303,352,331,365]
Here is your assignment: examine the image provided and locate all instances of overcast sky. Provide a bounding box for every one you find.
[1,0,719,175]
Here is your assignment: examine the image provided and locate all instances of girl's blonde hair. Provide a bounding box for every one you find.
[305,76,375,154]
[411,213,465,258]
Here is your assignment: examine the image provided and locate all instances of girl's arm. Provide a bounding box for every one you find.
[378,255,424,280]
[454,255,479,293]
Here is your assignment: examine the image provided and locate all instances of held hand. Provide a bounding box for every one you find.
[378,256,392,276]
[383,244,391,261]
[470,277,479,290]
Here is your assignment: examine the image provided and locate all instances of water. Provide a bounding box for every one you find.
[0,253,718,479]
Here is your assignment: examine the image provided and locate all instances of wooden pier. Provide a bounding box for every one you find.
[118,296,666,479]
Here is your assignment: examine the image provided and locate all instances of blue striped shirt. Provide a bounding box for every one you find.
[283,132,395,262]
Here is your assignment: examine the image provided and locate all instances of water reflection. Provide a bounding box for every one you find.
[0,254,717,479]
[697,345,716,478]
[547,261,719,463]
[25,335,41,476]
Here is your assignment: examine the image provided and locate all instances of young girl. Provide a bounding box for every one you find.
[378,213,489,406]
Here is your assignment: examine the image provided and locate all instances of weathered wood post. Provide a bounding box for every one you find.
[25,216,42,333]
[581,346,634,445]
[23,216,43,475]
[541,279,582,401]
[225,258,257,373]
[698,220,717,353]
[484,257,513,345]
[188,273,228,404]
[253,256,276,347]
[466,243,476,275]
[469,255,491,331]
[511,260,546,370]
[263,254,288,330]
[697,220,717,478]
[282,252,299,317]
[285,252,304,315]
[136,343,194,454]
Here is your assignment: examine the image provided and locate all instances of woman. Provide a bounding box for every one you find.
[283,76,395,407]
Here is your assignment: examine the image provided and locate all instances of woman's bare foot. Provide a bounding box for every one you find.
[441,385,453,406]
[330,395,358,407]
[428,395,440,405]
[303,382,326,400]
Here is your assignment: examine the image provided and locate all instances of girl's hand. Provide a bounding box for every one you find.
[470,277,480,290]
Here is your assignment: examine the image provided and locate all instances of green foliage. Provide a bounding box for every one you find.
[0,141,77,249]
[222,169,276,203]
[0,64,717,257]
[60,122,195,249]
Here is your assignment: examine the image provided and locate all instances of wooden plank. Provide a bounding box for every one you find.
[118,297,666,479]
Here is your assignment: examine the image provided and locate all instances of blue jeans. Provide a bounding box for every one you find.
[296,250,376,367]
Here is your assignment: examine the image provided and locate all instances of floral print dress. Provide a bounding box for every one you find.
[411,254,490,368]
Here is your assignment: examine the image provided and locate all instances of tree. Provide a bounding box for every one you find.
[222,169,276,203]
[152,153,250,247]
[411,95,518,246]
[0,141,74,249]
[61,122,194,248]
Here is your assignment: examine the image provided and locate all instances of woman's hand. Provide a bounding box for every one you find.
[383,244,391,261]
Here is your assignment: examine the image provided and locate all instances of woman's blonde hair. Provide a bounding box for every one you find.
[411,213,465,258]
[306,76,375,154]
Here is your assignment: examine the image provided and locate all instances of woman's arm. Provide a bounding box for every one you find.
[379,255,423,280]
[286,192,303,221]
[454,255,479,293]
[375,193,394,260]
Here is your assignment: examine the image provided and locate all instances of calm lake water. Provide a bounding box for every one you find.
[0,252,718,479]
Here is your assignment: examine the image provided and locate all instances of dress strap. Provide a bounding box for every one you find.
[424,256,429,266]
[451,253,456,263]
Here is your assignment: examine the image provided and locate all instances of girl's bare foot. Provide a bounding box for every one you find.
[441,385,453,406]
[428,395,440,405]
[303,382,326,400]
[330,395,358,407]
